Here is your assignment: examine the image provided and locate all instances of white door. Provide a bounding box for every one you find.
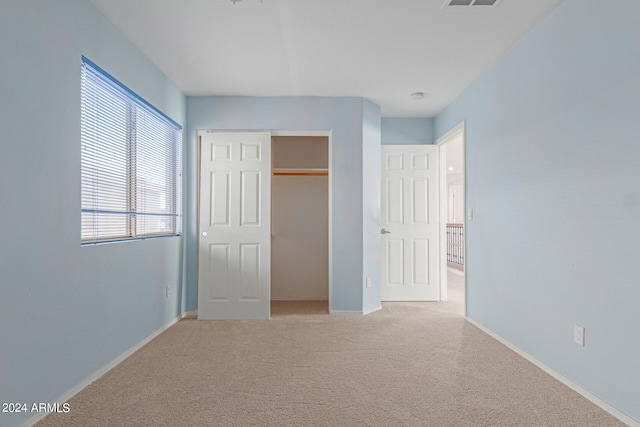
[198,132,271,319]
[381,145,439,301]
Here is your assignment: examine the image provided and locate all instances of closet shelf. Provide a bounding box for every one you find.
[272,168,328,177]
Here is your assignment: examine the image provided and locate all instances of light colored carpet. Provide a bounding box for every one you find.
[38,274,623,426]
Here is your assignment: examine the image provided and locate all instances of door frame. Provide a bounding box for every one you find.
[435,121,467,316]
[270,131,332,308]
[196,130,333,317]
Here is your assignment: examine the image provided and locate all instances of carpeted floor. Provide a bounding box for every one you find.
[38,273,623,426]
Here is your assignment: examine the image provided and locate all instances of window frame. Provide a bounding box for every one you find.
[80,56,183,245]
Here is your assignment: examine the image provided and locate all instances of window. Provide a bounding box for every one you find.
[81,56,182,244]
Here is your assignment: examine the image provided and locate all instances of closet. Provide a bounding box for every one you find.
[271,136,329,303]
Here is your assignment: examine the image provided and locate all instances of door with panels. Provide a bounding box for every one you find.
[381,145,439,301]
[198,132,271,319]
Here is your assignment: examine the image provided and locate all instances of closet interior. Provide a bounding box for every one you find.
[271,136,329,311]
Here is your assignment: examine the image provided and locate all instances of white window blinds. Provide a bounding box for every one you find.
[81,56,182,244]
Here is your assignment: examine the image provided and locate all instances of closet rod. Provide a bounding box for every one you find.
[272,169,328,177]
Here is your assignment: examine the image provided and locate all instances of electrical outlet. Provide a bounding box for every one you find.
[165,285,171,299]
[574,325,585,347]
[365,277,371,288]
[467,208,473,221]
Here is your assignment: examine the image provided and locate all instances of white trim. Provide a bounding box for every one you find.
[435,121,466,315]
[329,309,364,316]
[271,130,333,313]
[327,132,332,312]
[270,130,331,137]
[437,138,448,302]
[20,314,183,427]
[466,318,640,427]
[447,267,465,277]
[435,121,466,146]
[182,310,197,319]
[363,305,382,315]
[329,305,382,316]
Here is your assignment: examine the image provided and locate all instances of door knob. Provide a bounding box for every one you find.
[381,229,391,234]
[201,231,207,237]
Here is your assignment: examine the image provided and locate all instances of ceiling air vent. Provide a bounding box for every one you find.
[443,0,502,7]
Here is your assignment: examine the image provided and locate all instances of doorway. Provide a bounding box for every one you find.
[271,135,329,314]
[436,122,466,314]
[197,130,332,320]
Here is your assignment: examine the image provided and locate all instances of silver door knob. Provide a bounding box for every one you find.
[201,231,207,237]
[381,229,391,234]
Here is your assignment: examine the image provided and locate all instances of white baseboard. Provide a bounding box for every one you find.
[329,305,382,316]
[447,267,465,277]
[190,305,376,317]
[363,305,382,315]
[329,309,363,315]
[21,314,184,427]
[466,318,639,427]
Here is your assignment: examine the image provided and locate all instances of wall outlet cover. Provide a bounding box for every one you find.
[574,325,585,347]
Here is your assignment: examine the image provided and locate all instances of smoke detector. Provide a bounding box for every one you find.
[443,0,502,7]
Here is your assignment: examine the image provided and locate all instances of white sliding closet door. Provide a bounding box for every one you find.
[198,132,271,320]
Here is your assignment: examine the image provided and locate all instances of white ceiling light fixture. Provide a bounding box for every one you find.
[411,92,425,100]
[443,0,503,8]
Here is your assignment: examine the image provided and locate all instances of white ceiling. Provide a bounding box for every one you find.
[90,0,564,117]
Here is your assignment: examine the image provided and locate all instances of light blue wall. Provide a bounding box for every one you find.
[0,1,186,426]
[362,100,382,311]
[381,118,434,145]
[434,0,640,422]
[186,97,380,313]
